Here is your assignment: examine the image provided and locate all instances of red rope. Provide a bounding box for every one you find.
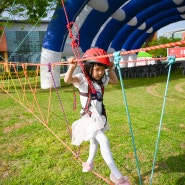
[61,0,96,94]
[59,1,113,184]
[73,41,185,63]
[120,41,185,56]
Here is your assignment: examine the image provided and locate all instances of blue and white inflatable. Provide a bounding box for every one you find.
[40,0,185,89]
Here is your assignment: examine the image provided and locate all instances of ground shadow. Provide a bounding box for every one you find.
[139,153,185,185]
[114,66,185,90]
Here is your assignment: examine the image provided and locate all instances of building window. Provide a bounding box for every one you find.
[6,30,45,63]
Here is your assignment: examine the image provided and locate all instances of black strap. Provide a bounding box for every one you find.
[79,83,106,116]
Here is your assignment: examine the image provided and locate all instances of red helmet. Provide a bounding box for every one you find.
[82,48,110,67]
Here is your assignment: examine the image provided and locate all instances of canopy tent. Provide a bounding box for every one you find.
[137,52,155,66]
[137,51,152,58]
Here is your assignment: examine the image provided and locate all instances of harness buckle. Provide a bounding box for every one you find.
[92,92,103,101]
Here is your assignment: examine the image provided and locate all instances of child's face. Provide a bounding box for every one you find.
[92,64,106,81]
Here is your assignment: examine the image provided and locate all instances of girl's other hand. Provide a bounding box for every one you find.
[109,61,114,69]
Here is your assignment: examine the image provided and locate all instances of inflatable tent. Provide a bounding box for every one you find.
[40,0,185,89]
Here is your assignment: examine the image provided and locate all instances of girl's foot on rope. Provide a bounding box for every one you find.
[82,162,94,172]
[110,173,130,185]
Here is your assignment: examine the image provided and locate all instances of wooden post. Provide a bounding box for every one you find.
[4,52,9,73]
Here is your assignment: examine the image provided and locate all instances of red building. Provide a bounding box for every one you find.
[0,27,8,61]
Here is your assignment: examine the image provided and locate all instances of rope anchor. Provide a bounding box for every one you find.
[113,51,142,185]
[48,63,51,72]
[167,55,176,66]
[150,54,176,185]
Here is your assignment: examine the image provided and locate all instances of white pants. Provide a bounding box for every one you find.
[86,130,122,178]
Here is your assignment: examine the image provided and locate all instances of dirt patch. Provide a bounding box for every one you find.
[175,82,185,93]
[3,122,31,133]
[180,143,185,149]
[0,140,23,179]
[179,124,185,128]
[0,160,14,179]
[146,84,164,99]
[146,83,174,100]
[0,159,21,179]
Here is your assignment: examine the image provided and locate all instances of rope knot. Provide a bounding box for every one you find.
[48,63,51,72]
[167,55,176,66]
[113,51,122,67]
[71,40,78,48]
[66,23,73,38]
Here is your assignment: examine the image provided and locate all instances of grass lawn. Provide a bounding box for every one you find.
[0,68,185,185]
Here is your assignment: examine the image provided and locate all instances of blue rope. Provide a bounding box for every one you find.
[149,55,176,185]
[113,51,142,185]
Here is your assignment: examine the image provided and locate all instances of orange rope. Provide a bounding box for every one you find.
[0,87,78,156]
[21,63,46,123]
[73,41,185,63]
[9,64,27,103]
[31,65,40,112]
[0,80,113,184]
[1,38,185,185]
[0,41,184,67]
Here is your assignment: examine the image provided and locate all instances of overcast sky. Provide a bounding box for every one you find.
[157,20,185,36]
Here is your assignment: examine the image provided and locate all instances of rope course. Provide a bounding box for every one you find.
[0,61,114,184]
[0,49,184,184]
[1,0,185,184]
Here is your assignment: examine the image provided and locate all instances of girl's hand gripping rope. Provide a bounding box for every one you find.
[68,57,77,68]
[113,51,122,68]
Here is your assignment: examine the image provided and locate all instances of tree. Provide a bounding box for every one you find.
[0,0,61,22]
[142,36,181,57]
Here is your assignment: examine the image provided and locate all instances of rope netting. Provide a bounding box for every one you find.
[1,0,185,184]
[0,60,114,184]
[0,43,184,184]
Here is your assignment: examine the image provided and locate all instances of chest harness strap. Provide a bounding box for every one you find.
[79,83,106,117]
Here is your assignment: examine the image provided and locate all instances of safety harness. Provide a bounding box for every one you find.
[79,82,106,118]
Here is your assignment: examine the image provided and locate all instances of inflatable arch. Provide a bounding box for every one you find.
[40,0,185,89]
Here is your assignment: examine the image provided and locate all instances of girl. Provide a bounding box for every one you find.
[64,48,130,185]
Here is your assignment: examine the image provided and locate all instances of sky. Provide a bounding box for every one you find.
[157,20,185,37]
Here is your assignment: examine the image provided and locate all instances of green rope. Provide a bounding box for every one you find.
[113,51,142,185]
[149,55,176,185]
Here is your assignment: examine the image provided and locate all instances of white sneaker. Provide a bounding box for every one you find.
[82,162,94,172]
[110,173,130,185]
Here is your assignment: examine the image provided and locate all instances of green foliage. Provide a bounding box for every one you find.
[0,30,3,37]
[0,0,62,21]
[142,36,181,57]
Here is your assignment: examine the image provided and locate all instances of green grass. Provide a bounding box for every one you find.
[0,68,185,185]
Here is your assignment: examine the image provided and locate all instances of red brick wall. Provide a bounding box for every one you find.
[182,32,185,40]
[0,27,8,52]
